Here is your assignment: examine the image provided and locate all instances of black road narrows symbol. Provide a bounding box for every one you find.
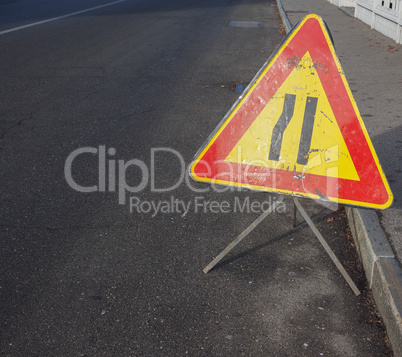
[269,94,318,165]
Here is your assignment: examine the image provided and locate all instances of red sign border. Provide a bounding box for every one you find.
[190,14,393,209]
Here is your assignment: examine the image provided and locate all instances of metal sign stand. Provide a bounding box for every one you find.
[203,195,361,296]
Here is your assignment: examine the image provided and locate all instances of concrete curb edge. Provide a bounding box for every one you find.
[276,0,292,35]
[275,1,402,355]
[346,207,402,357]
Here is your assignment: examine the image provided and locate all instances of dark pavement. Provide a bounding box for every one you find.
[0,0,393,355]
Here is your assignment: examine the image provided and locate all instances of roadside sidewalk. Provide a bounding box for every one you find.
[276,0,402,355]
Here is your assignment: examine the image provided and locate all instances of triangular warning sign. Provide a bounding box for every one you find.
[190,14,393,209]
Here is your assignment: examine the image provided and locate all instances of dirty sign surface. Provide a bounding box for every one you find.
[190,14,392,209]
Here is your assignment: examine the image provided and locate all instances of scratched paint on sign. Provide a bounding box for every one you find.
[190,14,393,209]
[225,52,359,181]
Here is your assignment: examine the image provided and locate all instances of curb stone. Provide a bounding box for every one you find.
[347,207,402,357]
[275,1,402,355]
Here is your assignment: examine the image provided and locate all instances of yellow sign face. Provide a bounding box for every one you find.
[190,14,393,209]
[225,52,359,181]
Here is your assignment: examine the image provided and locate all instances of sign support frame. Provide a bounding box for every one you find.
[203,195,361,296]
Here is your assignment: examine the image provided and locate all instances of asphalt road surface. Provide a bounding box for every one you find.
[0,0,393,355]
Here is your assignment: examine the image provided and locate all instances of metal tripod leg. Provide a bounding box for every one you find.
[203,195,284,274]
[293,197,361,296]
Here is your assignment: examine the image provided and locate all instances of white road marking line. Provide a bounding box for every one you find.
[0,0,127,36]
